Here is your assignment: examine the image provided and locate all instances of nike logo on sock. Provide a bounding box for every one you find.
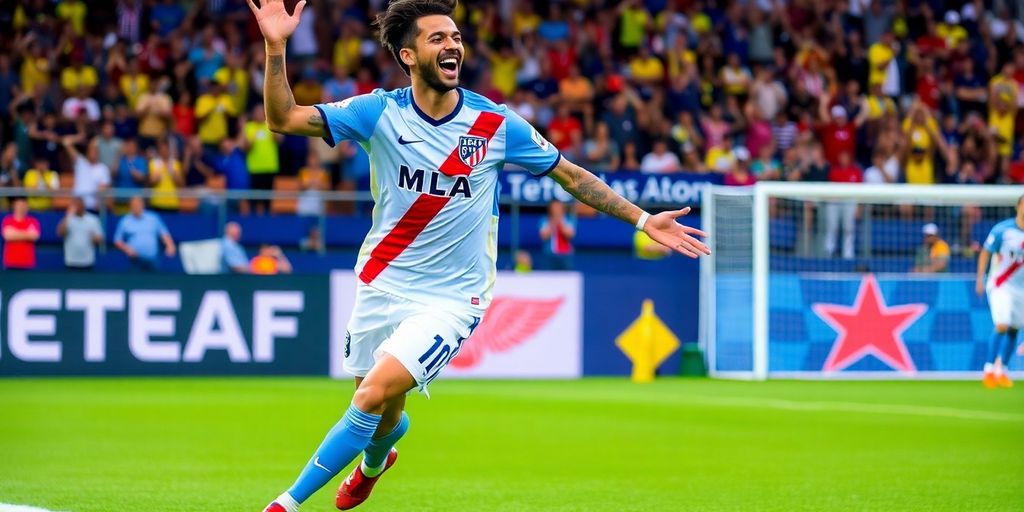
[313,457,333,473]
[398,135,424,145]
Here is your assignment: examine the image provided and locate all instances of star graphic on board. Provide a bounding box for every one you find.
[811,275,927,373]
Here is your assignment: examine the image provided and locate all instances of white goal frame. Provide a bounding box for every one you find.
[702,183,1023,380]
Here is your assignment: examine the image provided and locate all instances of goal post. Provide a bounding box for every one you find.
[702,183,1022,380]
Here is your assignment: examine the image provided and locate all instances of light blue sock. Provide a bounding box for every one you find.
[989,331,1008,367]
[1001,329,1019,368]
[287,404,382,503]
[363,412,410,470]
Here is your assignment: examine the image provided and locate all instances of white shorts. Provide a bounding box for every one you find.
[344,283,481,391]
[987,285,1024,328]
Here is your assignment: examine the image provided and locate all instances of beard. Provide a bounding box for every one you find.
[416,55,458,93]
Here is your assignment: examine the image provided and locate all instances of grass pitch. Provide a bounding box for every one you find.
[0,378,1021,511]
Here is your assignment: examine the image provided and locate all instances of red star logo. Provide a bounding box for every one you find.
[812,275,927,373]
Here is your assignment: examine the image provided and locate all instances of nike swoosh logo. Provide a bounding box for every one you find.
[398,135,424,145]
[313,457,332,473]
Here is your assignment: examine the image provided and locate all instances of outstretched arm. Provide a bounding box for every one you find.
[548,157,710,258]
[247,0,326,137]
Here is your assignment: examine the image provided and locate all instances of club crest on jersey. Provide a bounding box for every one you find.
[459,136,487,167]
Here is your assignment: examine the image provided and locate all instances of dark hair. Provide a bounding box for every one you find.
[375,0,456,76]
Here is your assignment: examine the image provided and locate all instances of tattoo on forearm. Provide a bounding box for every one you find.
[268,55,284,76]
[566,167,635,223]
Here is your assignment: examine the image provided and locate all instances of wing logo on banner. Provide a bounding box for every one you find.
[812,274,926,373]
[450,297,564,369]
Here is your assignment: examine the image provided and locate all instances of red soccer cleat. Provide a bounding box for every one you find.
[263,503,286,512]
[336,448,399,510]
[983,371,999,389]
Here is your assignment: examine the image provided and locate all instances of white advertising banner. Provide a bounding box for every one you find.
[329,271,582,379]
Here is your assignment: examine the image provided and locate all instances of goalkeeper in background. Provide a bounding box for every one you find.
[977,194,1024,389]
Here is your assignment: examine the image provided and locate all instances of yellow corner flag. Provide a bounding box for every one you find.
[615,299,681,383]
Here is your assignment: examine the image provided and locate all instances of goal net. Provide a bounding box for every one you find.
[700,183,1022,380]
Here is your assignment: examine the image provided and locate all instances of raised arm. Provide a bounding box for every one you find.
[548,157,709,258]
[247,0,326,137]
[976,248,991,296]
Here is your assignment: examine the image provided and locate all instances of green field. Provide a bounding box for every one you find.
[1,378,1021,511]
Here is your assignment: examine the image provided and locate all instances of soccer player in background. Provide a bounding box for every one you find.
[248,1,710,511]
[977,194,1024,389]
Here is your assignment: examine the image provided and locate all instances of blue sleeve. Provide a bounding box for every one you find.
[151,214,169,237]
[984,221,1007,252]
[113,218,126,243]
[504,109,561,177]
[314,92,387,147]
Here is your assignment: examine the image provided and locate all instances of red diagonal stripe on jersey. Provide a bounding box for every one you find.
[995,261,1022,287]
[438,111,505,176]
[994,241,1024,287]
[359,194,451,284]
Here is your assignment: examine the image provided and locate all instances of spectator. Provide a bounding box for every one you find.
[115,138,150,192]
[195,137,250,214]
[94,122,124,174]
[322,66,357,104]
[172,91,196,137]
[2,197,40,271]
[640,139,682,174]
[724,147,757,186]
[221,221,248,274]
[901,103,948,185]
[547,104,583,160]
[189,26,226,84]
[241,104,281,215]
[300,225,324,253]
[297,152,329,217]
[119,59,149,110]
[22,156,59,211]
[148,138,184,212]
[824,151,863,260]
[216,52,250,116]
[0,143,21,189]
[249,244,293,275]
[513,249,533,273]
[751,145,783,180]
[582,122,620,171]
[62,136,111,212]
[57,197,104,271]
[113,196,176,272]
[539,200,575,271]
[60,56,98,95]
[911,223,950,273]
[136,77,174,147]
[196,79,237,151]
[817,101,859,167]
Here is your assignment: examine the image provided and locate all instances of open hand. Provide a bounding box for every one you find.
[643,207,710,258]
[247,0,307,45]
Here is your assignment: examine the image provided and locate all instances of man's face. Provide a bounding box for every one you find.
[408,15,463,93]
[924,233,937,246]
[13,199,27,217]
[130,197,144,216]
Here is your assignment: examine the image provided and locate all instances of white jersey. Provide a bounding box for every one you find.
[316,88,560,312]
[983,218,1024,293]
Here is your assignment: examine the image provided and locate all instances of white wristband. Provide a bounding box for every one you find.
[635,211,650,231]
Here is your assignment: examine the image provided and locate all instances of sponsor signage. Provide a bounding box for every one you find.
[330,271,582,379]
[0,273,329,375]
[500,171,723,206]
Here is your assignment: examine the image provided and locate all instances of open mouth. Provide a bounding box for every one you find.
[438,55,460,79]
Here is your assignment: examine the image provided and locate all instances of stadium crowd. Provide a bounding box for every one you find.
[0,0,1023,268]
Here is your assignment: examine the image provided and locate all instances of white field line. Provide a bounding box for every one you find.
[0,505,66,512]
[680,394,1024,423]
[447,387,1024,423]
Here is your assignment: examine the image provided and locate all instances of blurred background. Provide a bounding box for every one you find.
[0,0,1021,378]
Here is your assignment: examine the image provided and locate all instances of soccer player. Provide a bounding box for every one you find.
[249,1,709,510]
[977,194,1024,389]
